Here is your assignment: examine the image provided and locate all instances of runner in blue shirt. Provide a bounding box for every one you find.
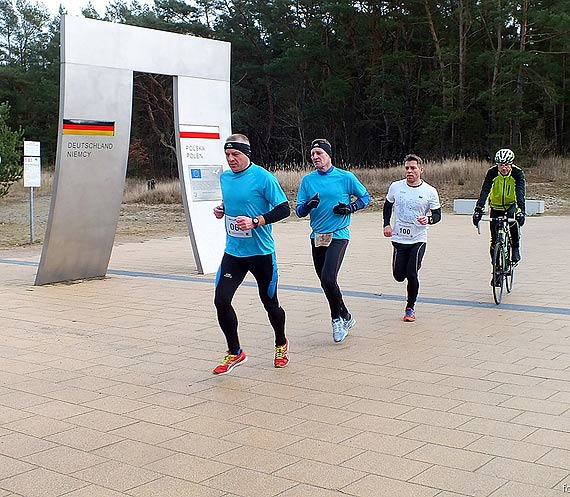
[296,138,370,343]
[212,134,290,374]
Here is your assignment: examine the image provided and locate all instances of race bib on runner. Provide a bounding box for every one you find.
[226,215,252,238]
[395,221,421,239]
[314,232,332,247]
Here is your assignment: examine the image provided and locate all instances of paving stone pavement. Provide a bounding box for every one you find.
[0,212,569,497]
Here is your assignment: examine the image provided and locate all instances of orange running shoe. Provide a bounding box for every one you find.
[403,308,416,322]
[213,350,248,375]
[274,339,289,368]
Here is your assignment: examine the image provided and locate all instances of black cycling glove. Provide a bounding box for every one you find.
[472,206,483,227]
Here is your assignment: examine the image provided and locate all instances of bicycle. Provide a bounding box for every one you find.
[477,215,518,305]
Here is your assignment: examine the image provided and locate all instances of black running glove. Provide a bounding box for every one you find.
[305,193,320,211]
[333,202,352,215]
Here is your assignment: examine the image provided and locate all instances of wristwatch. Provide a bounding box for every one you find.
[252,217,260,228]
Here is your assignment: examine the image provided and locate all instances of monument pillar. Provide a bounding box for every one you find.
[35,16,230,285]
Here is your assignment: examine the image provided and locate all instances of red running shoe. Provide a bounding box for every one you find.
[213,350,248,375]
[274,339,289,368]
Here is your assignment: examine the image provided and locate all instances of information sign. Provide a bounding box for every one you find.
[24,141,41,157]
[24,156,41,187]
[188,165,222,201]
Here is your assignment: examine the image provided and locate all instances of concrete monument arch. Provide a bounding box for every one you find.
[35,16,230,285]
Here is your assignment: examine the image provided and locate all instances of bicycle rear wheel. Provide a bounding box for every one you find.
[492,242,505,305]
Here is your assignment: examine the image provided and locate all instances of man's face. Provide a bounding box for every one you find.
[405,160,423,185]
[497,163,512,176]
[311,147,332,172]
[225,148,250,173]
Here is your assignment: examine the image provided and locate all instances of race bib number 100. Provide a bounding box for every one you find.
[226,216,252,238]
[396,222,420,239]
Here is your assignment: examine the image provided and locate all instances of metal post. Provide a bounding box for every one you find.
[29,186,35,244]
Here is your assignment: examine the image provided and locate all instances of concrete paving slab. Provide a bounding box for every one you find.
[1,212,569,496]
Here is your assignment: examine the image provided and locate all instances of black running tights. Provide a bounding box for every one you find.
[214,252,286,355]
[392,241,426,309]
[311,238,350,321]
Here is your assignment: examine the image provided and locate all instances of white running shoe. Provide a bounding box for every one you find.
[332,318,347,343]
[344,313,356,331]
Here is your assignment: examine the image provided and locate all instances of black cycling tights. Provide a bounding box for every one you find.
[311,238,350,321]
[214,252,286,355]
[392,241,426,310]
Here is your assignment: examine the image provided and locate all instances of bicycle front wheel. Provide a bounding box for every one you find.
[506,256,515,293]
[503,234,515,293]
[492,242,505,305]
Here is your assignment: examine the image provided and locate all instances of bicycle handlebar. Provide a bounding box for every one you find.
[480,216,516,222]
[476,216,515,234]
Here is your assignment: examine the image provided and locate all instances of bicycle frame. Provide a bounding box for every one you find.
[495,217,511,255]
[477,215,517,304]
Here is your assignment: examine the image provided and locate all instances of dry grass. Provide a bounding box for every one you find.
[528,156,570,182]
[1,157,569,248]
[1,173,183,205]
[1,171,54,201]
[276,156,570,211]
[122,178,182,204]
[276,158,490,194]
[3,156,568,211]
[275,158,491,209]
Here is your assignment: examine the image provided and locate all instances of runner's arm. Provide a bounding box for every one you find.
[383,199,394,227]
[350,192,371,213]
[262,201,290,225]
[428,208,442,225]
[296,202,310,218]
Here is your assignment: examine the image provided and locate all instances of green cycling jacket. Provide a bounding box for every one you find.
[476,165,526,213]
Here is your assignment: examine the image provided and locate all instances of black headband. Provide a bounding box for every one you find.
[224,141,251,157]
[311,140,333,158]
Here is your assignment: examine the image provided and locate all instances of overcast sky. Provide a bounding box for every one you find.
[41,0,152,17]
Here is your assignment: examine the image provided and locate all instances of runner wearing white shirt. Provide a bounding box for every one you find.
[383,154,441,322]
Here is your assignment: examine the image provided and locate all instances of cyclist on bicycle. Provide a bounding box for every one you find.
[472,148,526,276]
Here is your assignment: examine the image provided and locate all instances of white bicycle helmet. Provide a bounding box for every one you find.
[495,148,515,164]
